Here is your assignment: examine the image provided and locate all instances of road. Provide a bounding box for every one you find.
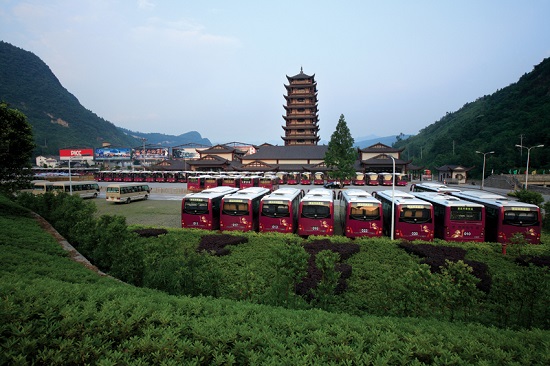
[95,181,526,201]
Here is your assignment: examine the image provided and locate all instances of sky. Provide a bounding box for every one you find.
[1,1,550,145]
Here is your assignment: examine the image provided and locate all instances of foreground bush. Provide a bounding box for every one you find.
[2,195,550,364]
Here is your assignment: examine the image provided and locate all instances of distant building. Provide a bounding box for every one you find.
[436,165,473,184]
[36,155,58,168]
[282,68,320,146]
[358,143,411,173]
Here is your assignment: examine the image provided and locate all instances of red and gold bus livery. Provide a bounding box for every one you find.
[240,175,260,189]
[286,172,300,185]
[220,187,271,232]
[352,172,366,186]
[378,173,393,186]
[298,188,335,236]
[181,186,239,230]
[413,192,485,242]
[222,175,241,188]
[339,189,383,238]
[373,190,434,241]
[313,172,325,185]
[259,175,280,191]
[300,172,312,185]
[187,175,207,192]
[365,172,379,186]
[259,188,303,233]
[451,190,541,244]
[204,175,223,189]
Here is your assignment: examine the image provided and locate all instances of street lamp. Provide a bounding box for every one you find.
[475,151,494,190]
[515,144,544,189]
[388,155,396,240]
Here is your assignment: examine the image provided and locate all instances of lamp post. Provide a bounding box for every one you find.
[515,144,544,189]
[389,155,396,240]
[475,151,494,190]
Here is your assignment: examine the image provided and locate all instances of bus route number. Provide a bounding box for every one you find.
[464,232,472,236]
[411,232,418,236]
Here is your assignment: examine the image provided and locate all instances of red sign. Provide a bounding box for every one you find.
[59,148,94,158]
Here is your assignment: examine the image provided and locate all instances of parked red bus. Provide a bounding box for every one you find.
[181,186,239,230]
[276,171,288,184]
[298,188,335,236]
[378,173,393,186]
[314,172,325,185]
[287,172,300,185]
[133,172,146,182]
[154,171,166,183]
[220,187,271,232]
[413,192,485,242]
[372,190,434,241]
[145,172,155,183]
[365,172,379,186]
[410,182,460,194]
[451,190,541,244]
[259,188,304,233]
[352,172,366,186]
[394,173,408,186]
[339,189,383,238]
[300,172,312,185]
[187,175,207,192]
[204,175,222,189]
[222,175,241,188]
[259,175,280,191]
[240,175,260,189]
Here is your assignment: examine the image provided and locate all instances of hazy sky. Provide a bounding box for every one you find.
[1,1,549,145]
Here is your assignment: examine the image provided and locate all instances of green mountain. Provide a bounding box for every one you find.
[0,41,210,156]
[394,58,550,177]
[118,127,211,147]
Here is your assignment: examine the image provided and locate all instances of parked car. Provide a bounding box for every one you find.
[324,181,342,189]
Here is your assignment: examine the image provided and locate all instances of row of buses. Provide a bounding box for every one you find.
[95,170,408,187]
[31,181,151,204]
[181,183,542,244]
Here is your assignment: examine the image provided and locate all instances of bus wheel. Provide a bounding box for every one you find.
[126,198,131,204]
[144,195,148,200]
[93,193,98,198]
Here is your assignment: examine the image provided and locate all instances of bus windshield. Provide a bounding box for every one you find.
[184,199,209,214]
[262,203,290,218]
[503,210,539,226]
[349,203,380,221]
[399,206,431,223]
[450,207,483,221]
[301,204,331,219]
[222,201,249,216]
[106,187,120,193]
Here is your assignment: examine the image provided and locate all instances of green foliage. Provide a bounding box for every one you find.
[0,102,35,195]
[312,250,341,310]
[265,240,309,308]
[0,41,141,156]
[324,114,357,184]
[394,57,550,176]
[2,198,550,364]
[510,189,545,206]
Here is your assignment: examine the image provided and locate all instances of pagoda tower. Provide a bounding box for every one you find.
[281,68,320,146]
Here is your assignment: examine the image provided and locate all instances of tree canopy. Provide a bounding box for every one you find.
[324,114,357,183]
[0,102,35,194]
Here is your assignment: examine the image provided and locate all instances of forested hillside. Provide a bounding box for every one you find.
[394,58,550,177]
[0,41,211,157]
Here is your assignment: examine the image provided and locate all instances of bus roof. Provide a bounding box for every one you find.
[374,190,432,206]
[302,188,334,202]
[184,186,239,199]
[224,187,270,200]
[261,187,302,202]
[413,182,461,192]
[106,183,150,188]
[451,190,539,209]
[341,189,380,204]
[412,192,484,208]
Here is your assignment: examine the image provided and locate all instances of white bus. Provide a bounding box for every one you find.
[52,181,100,198]
[106,183,151,204]
[31,181,55,195]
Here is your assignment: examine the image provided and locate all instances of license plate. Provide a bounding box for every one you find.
[312,226,319,231]
[272,225,279,229]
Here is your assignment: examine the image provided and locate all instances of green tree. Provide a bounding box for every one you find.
[0,102,35,195]
[324,114,357,185]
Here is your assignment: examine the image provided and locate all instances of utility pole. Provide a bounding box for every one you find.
[519,134,524,157]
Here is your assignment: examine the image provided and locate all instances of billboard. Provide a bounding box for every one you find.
[59,148,94,161]
[172,148,201,160]
[132,147,169,160]
[95,147,132,160]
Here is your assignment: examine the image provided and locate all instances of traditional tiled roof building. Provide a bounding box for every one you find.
[358,143,411,173]
[282,68,320,146]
